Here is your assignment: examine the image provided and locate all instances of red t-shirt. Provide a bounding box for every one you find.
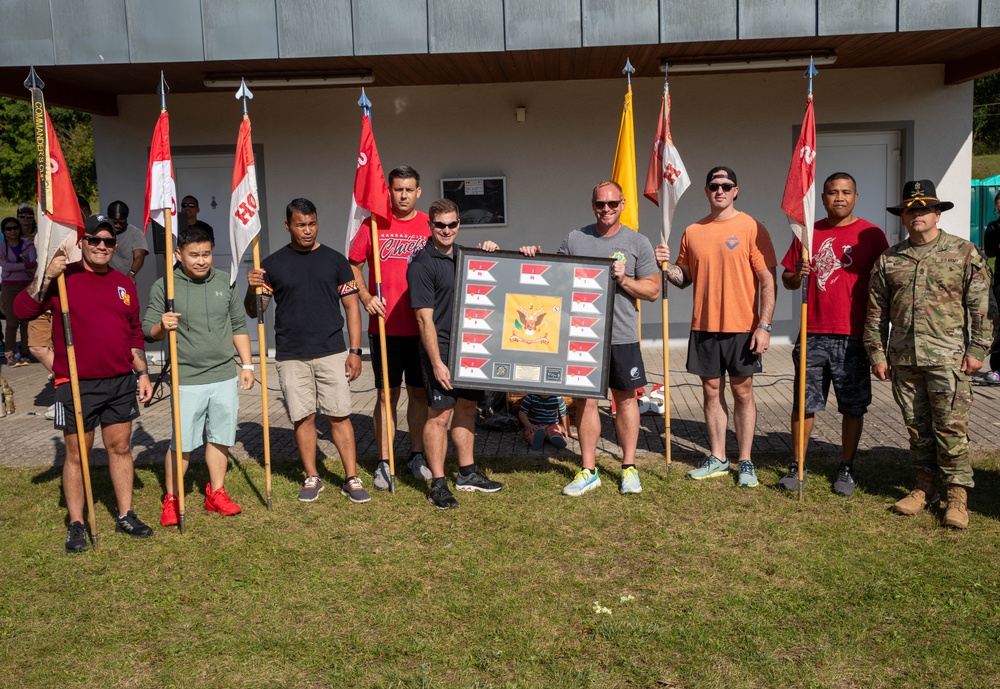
[780,217,889,336]
[348,212,430,336]
[14,263,144,383]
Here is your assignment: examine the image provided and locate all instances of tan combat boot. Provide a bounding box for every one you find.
[942,485,969,530]
[892,470,938,515]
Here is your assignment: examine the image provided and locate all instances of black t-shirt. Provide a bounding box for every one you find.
[261,243,359,360]
[407,242,457,356]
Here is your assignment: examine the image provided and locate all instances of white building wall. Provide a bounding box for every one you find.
[92,65,972,343]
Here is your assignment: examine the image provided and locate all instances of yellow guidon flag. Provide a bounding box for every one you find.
[612,82,638,231]
[503,294,562,354]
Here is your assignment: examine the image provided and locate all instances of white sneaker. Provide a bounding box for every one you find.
[45,404,55,420]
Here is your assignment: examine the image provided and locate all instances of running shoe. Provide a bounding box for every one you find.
[562,468,601,496]
[298,476,324,502]
[205,484,242,515]
[115,510,153,538]
[832,463,856,497]
[408,453,433,480]
[687,455,730,480]
[776,464,807,491]
[620,466,642,495]
[428,478,459,510]
[159,494,179,526]
[737,460,759,488]
[341,477,371,503]
[455,466,504,492]
[65,521,88,553]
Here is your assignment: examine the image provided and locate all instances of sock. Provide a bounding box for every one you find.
[459,464,476,477]
[431,476,448,488]
[621,464,636,471]
[409,451,423,460]
[345,475,357,482]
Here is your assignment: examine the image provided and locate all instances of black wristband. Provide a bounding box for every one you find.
[136,370,149,377]
[348,348,363,356]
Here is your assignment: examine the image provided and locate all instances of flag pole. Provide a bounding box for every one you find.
[795,58,819,502]
[236,79,273,510]
[26,66,98,549]
[659,66,672,479]
[359,91,398,494]
[158,72,186,530]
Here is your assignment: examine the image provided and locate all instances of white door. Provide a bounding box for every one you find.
[816,130,903,242]
[172,154,268,355]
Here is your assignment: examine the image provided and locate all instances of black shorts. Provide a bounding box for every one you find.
[54,372,141,433]
[368,333,424,389]
[686,331,762,378]
[608,342,647,391]
[419,346,484,410]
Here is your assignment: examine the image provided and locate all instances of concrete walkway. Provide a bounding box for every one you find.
[2,344,999,469]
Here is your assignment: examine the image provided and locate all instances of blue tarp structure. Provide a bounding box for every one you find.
[972,174,1000,249]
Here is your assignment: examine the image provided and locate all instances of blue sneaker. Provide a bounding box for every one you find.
[620,466,642,495]
[737,460,759,488]
[563,468,601,496]
[687,455,730,480]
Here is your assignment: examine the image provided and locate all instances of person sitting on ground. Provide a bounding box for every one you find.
[519,393,569,451]
[143,226,255,526]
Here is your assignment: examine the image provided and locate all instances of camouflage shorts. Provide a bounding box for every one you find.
[791,334,871,416]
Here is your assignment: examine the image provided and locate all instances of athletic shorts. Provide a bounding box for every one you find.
[792,334,872,416]
[54,372,140,433]
[368,333,424,389]
[686,331,762,378]
[27,311,53,349]
[276,352,353,423]
[170,378,240,452]
[419,347,484,410]
[608,342,647,391]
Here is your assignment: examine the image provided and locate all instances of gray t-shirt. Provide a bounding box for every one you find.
[557,223,657,345]
[109,223,151,275]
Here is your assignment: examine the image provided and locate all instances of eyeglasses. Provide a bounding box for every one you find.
[83,235,118,248]
[708,183,735,192]
[432,221,459,229]
[17,213,34,218]
[592,200,623,209]
[181,202,197,208]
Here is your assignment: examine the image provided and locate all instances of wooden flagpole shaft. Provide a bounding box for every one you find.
[370,217,397,493]
[57,273,98,550]
[252,238,273,510]
[164,212,186,531]
[660,268,672,478]
[796,245,809,502]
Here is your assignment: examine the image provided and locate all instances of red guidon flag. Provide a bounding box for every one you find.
[570,317,600,338]
[228,117,261,285]
[780,96,817,256]
[519,263,550,285]
[463,308,493,330]
[345,112,391,253]
[573,267,604,290]
[467,260,497,282]
[461,332,492,355]
[143,111,177,238]
[27,85,83,296]
[568,340,599,363]
[459,357,490,380]
[571,291,601,314]
[644,81,690,245]
[566,365,596,388]
[465,284,495,305]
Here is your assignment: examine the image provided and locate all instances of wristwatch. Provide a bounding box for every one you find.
[758,323,772,333]
[348,348,363,356]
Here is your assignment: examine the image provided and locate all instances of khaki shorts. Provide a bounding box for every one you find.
[276,352,353,423]
[27,311,53,349]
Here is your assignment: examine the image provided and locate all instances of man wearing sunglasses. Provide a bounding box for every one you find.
[349,166,432,489]
[105,200,150,281]
[520,180,660,497]
[15,214,154,552]
[656,166,777,489]
[408,198,504,509]
[180,195,216,244]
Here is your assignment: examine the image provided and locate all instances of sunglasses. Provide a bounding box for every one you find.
[592,200,623,209]
[708,183,735,192]
[83,235,118,248]
[432,221,459,229]
[181,202,197,208]
[17,213,34,218]
[2,226,20,233]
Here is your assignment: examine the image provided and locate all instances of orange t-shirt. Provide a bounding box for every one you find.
[676,212,776,333]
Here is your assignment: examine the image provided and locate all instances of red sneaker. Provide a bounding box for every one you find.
[205,483,242,516]
[159,494,179,527]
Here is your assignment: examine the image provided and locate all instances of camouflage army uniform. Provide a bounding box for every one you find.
[863,230,993,487]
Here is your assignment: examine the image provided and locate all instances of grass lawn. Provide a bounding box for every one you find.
[3,450,1000,688]
[972,154,1000,180]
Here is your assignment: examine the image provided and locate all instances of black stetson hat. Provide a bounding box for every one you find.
[886,179,954,216]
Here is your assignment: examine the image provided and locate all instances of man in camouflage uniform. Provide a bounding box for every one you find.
[864,179,994,529]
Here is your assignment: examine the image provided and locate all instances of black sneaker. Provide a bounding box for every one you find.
[455,466,504,493]
[427,479,460,510]
[65,521,89,553]
[776,464,807,491]
[115,510,153,538]
[832,463,856,497]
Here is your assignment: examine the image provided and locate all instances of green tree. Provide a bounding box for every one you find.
[974,73,1000,154]
[0,96,96,204]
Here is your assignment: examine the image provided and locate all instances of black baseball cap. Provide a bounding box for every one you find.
[84,214,115,234]
[705,166,737,186]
